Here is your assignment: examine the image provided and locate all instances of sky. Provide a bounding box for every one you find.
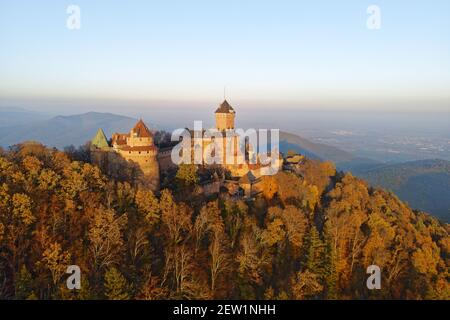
[0,0,449,113]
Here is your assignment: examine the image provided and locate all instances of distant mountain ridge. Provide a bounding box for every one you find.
[0,112,137,149]
[278,131,381,172]
[360,159,450,221]
[0,106,51,127]
[1,111,372,168]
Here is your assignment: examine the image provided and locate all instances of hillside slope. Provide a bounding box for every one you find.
[279,131,381,172]
[360,159,450,221]
[0,143,448,300]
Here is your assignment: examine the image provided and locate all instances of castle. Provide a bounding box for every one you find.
[90,100,281,195]
[90,119,160,190]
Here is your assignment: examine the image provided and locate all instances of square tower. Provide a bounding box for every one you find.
[215,100,235,131]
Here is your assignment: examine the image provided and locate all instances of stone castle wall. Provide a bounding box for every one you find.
[157,148,176,172]
[117,149,160,190]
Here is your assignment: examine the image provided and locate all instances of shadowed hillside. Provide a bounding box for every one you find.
[360,159,450,222]
[279,131,382,172]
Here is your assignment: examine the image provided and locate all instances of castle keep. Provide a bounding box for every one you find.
[215,100,236,131]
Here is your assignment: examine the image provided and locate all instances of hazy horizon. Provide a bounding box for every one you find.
[2,102,449,163]
[1,0,449,162]
[1,0,450,112]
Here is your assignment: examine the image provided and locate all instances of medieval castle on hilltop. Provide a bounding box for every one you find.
[90,100,282,194]
[90,118,160,190]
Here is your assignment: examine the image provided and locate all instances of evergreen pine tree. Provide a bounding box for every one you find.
[305,225,325,273]
[15,265,35,300]
[104,267,130,300]
[323,236,338,299]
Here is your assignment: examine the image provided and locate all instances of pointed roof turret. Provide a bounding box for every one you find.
[215,100,235,114]
[91,128,109,149]
[131,119,153,138]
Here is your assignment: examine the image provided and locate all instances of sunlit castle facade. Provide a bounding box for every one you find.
[215,100,236,131]
[195,100,281,177]
[90,100,281,193]
[90,119,160,191]
[210,100,248,176]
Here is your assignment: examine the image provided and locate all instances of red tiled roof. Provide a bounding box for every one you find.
[132,119,153,138]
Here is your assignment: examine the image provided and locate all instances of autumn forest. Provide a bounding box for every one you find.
[0,142,448,300]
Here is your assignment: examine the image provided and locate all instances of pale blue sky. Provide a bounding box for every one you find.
[0,0,449,112]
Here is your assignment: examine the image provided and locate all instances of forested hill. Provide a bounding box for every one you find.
[360,159,450,222]
[0,142,448,300]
